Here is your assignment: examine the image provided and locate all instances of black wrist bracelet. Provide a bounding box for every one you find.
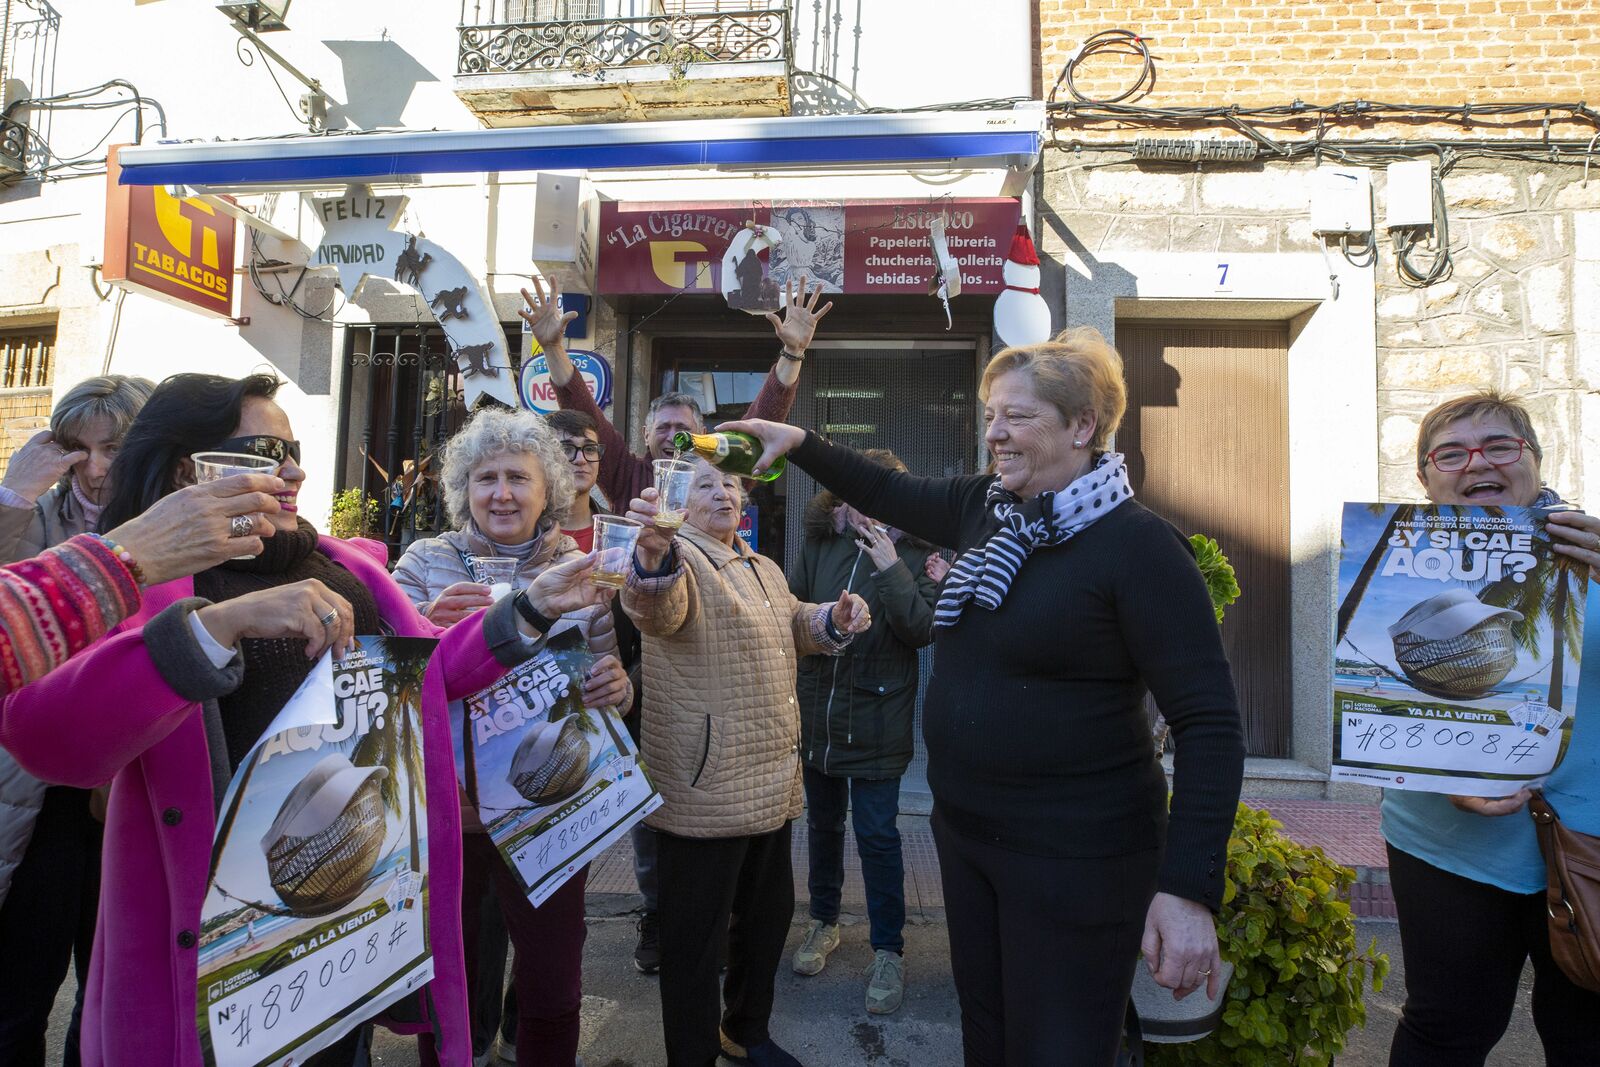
[780,346,805,362]
[513,589,556,633]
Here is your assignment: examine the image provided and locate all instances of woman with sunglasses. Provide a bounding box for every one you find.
[1384,390,1600,1065]
[0,373,611,1067]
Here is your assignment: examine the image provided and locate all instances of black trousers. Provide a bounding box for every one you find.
[656,821,794,1067]
[1387,843,1600,1066]
[933,811,1157,1067]
[0,786,101,1067]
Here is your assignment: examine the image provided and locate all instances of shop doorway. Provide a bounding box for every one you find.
[655,337,980,797]
[1116,321,1292,757]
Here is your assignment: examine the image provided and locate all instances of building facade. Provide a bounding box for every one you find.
[1036,0,1600,794]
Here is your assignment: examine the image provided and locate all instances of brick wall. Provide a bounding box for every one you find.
[1038,0,1600,137]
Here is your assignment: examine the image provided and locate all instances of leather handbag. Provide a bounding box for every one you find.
[1529,790,1600,993]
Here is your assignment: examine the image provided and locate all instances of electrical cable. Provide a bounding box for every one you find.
[1392,152,1456,288]
[1049,30,1155,107]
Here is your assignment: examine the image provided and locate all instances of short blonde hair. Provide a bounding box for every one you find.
[441,407,573,531]
[1416,390,1542,471]
[980,328,1127,451]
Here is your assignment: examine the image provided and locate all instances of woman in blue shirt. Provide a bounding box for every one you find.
[1384,389,1600,1064]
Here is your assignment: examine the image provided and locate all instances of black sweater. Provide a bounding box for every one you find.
[791,432,1246,910]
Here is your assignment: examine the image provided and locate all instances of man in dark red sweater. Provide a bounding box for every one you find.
[519,276,832,509]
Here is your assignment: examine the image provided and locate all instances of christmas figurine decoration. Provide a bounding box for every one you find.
[722,221,785,314]
[927,214,962,330]
[992,222,1051,348]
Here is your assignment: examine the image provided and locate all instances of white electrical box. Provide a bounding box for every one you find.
[531,172,582,262]
[1310,167,1373,235]
[1385,160,1435,229]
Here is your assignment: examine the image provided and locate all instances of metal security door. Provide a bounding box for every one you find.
[1116,321,1292,757]
[784,341,979,797]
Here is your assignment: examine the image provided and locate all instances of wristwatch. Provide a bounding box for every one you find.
[512,589,557,633]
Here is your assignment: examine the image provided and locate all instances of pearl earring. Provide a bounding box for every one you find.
[1074,440,1083,448]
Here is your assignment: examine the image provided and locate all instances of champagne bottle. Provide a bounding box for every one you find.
[672,431,785,482]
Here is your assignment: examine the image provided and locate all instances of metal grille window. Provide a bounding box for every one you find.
[338,323,520,562]
[0,326,54,389]
[496,0,604,21]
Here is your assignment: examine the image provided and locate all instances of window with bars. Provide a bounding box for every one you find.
[0,326,56,390]
[500,0,604,20]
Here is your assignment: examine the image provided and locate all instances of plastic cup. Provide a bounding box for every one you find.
[652,458,695,530]
[192,451,280,558]
[4,416,49,448]
[592,515,643,589]
[467,555,518,601]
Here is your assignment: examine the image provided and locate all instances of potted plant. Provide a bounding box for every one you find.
[1133,534,1388,1063]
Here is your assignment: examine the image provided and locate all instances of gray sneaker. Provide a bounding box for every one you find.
[791,919,840,976]
[864,949,904,1015]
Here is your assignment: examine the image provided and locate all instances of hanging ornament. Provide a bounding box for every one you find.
[927,214,963,330]
[721,221,785,315]
[993,222,1052,348]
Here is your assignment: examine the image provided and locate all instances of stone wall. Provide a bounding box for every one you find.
[1040,152,1596,502]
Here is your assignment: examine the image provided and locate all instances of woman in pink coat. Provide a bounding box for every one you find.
[0,374,620,1067]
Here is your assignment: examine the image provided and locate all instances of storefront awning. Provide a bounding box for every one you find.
[115,109,1044,192]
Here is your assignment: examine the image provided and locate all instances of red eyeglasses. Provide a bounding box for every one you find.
[1425,438,1530,473]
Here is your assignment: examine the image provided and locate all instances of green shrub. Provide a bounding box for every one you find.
[329,488,381,540]
[1189,534,1242,625]
[1149,803,1390,1066]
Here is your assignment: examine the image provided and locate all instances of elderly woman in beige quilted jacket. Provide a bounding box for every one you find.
[622,460,870,1067]
[393,407,629,1067]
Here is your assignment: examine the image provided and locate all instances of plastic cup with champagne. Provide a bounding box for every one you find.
[192,451,281,558]
[592,515,643,590]
[652,458,695,530]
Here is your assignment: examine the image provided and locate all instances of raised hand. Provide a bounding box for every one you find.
[2,430,85,503]
[853,520,898,572]
[831,590,872,635]
[763,274,834,355]
[519,276,577,352]
[626,487,678,571]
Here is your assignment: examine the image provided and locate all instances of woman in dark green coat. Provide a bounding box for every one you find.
[787,448,940,1016]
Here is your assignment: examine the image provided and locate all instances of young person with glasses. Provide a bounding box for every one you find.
[1383,390,1600,1066]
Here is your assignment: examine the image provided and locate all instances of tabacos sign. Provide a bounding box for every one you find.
[519,348,613,415]
[103,145,237,318]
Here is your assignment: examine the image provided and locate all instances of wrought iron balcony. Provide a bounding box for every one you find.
[455,2,791,125]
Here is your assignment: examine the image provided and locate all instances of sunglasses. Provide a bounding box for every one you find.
[215,435,301,465]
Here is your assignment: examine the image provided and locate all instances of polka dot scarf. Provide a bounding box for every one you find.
[933,452,1133,629]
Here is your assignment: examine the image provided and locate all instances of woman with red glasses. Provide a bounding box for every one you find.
[1384,389,1600,1065]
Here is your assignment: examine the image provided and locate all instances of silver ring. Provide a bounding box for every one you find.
[228,514,255,538]
[1197,968,1212,977]
[319,609,338,628]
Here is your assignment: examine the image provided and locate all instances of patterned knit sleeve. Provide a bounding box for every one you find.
[0,534,142,696]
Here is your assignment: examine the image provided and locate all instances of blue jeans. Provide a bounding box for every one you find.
[803,766,905,954]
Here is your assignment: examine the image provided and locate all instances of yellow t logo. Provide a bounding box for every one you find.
[650,241,712,290]
[153,187,220,268]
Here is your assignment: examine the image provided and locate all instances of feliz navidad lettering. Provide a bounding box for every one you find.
[1381,526,1539,583]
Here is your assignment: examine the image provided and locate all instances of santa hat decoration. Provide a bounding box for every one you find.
[993,221,1051,348]
[1007,223,1041,267]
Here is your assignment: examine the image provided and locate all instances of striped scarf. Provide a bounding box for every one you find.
[933,452,1133,628]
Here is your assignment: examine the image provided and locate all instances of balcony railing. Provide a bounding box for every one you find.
[457,3,790,80]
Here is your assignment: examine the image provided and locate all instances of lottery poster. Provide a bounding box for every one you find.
[197,636,438,1067]
[1332,503,1585,795]
[455,621,660,906]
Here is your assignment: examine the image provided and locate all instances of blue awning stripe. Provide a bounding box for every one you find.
[116,130,1041,187]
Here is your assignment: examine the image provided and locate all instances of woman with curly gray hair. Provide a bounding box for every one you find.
[394,406,628,1067]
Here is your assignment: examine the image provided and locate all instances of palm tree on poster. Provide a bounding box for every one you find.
[1336,503,1419,646]
[351,641,432,868]
[1477,548,1585,709]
